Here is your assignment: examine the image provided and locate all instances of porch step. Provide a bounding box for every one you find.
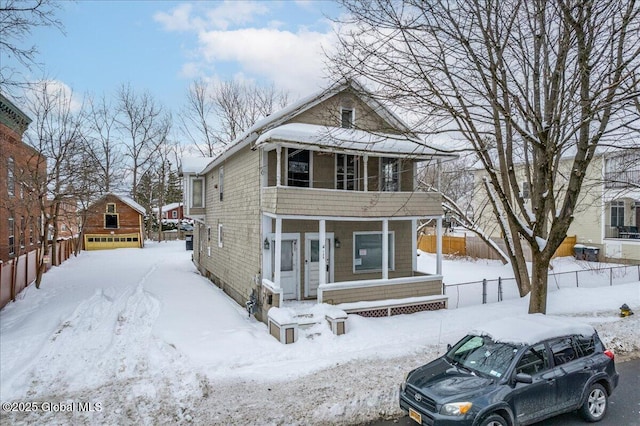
[267,306,348,344]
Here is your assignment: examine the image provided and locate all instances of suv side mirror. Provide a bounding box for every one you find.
[515,373,533,384]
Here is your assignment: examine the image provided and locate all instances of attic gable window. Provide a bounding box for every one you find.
[341,108,354,128]
[107,203,116,213]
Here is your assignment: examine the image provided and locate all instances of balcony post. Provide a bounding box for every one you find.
[276,146,282,187]
[274,217,282,287]
[382,219,389,280]
[319,219,327,286]
[412,219,417,272]
[363,155,369,191]
[436,217,443,275]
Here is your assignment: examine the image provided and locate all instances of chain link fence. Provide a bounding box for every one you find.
[444,264,640,309]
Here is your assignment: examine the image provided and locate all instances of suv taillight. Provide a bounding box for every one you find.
[604,349,615,360]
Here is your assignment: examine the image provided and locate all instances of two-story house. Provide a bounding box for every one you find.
[471,148,640,263]
[181,81,454,325]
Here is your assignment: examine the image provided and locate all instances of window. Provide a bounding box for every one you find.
[8,216,15,256]
[287,149,310,187]
[610,201,625,227]
[219,166,224,201]
[341,108,354,128]
[29,221,34,245]
[353,231,395,272]
[7,157,15,197]
[106,203,116,213]
[381,157,399,191]
[516,343,550,376]
[191,178,204,208]
[20,216,25,248]
[218,223,224,248]
[336,154,359,190]
[105,213,118,229]
[522,182,530,199]
[549,337,578,366]
[171,210,178,219]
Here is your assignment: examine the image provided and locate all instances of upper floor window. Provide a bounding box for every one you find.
[107,203,116,213]
[191,177,204,208]
[610,200,624,227]
[7,157,15,197]
[381,157,399,191]
[336,154,359,190]
[287,149,310,187]
[341,108,354,128]
[105,212,119,229]
[171,210,178,219]
[522,182,530,199]
[219,166,224,201]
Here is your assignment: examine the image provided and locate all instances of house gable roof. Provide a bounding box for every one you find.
[199,80,433,175]
[89,193,147,215]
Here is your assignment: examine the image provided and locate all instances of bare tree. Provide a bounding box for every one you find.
[332,0,640,313]
[179,79,289,156]
[115,84,170,199]
[0,0,62,90]
[86,94,126,193]
[25,80,85,287]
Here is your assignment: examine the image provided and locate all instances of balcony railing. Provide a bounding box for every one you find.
[605,225,640,239]
[261,186,443,218]
[604,170,640,189]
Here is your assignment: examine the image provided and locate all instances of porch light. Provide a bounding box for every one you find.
[264,238,270,250]
[335,238,341,248]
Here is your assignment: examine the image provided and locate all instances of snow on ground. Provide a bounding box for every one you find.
[1,241,638,425]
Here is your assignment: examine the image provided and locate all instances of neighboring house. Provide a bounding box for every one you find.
[82,193,146,250]
[152,202,185,222]
[0,94,44,263]
[181,80,454,324]
[471,149,640,262]
[52,197,80,240]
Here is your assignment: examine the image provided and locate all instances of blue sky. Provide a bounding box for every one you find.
[21,0,344,111]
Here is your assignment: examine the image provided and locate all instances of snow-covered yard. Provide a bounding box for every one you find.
[1,241,638,425]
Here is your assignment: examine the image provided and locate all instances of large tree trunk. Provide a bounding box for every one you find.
[529,255,551,313]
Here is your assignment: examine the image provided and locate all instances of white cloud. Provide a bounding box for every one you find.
[196,27,337,95]
[154,1,269,32]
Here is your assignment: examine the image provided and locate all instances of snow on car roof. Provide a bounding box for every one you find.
[471,313,595,346]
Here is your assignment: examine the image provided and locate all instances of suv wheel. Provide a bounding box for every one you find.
[580,383,608,422]
[480,413,507,426]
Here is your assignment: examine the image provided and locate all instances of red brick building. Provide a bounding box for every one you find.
[0,94,45,263]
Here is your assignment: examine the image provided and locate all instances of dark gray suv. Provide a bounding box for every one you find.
[399,314,619,426]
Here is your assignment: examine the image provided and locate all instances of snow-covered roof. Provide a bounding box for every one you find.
[108,193,146,215]
[199,79,454,175]
[180,157,215,175]
[152,202,182,213]
[471,313,595,346]
[255,123,455,159]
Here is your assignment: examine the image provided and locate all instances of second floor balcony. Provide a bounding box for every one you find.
[261,186,443,218]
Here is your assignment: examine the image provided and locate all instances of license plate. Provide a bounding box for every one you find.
[409,408,422,424]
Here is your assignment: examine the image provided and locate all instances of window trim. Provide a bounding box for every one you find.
[219,166,224,202]
[106,203,117,213]
[610,200,625,227]
[191,177,205,208]
[353,231,395,273]
[218,223,224,248]
[104,213,119,229]
[340,107,354,129]
[381,157,400,192]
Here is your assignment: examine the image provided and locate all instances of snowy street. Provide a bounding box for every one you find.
[1,241,638,425]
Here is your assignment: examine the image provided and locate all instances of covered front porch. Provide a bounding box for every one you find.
[259,213,447,311]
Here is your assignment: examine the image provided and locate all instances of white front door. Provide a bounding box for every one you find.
[305,234,334,298]
[272,239,298,300]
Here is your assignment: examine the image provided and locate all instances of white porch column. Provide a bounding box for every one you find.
[411,219,417,272]
[363,155,369,191]
[276,146,282,187]
[274,217,282,287]
[319,219,327,286]
[382,219,389,280]
[436,217,443,275]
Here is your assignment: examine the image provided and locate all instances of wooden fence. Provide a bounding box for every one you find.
[0,239,77,310]
[419,234,577,261]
